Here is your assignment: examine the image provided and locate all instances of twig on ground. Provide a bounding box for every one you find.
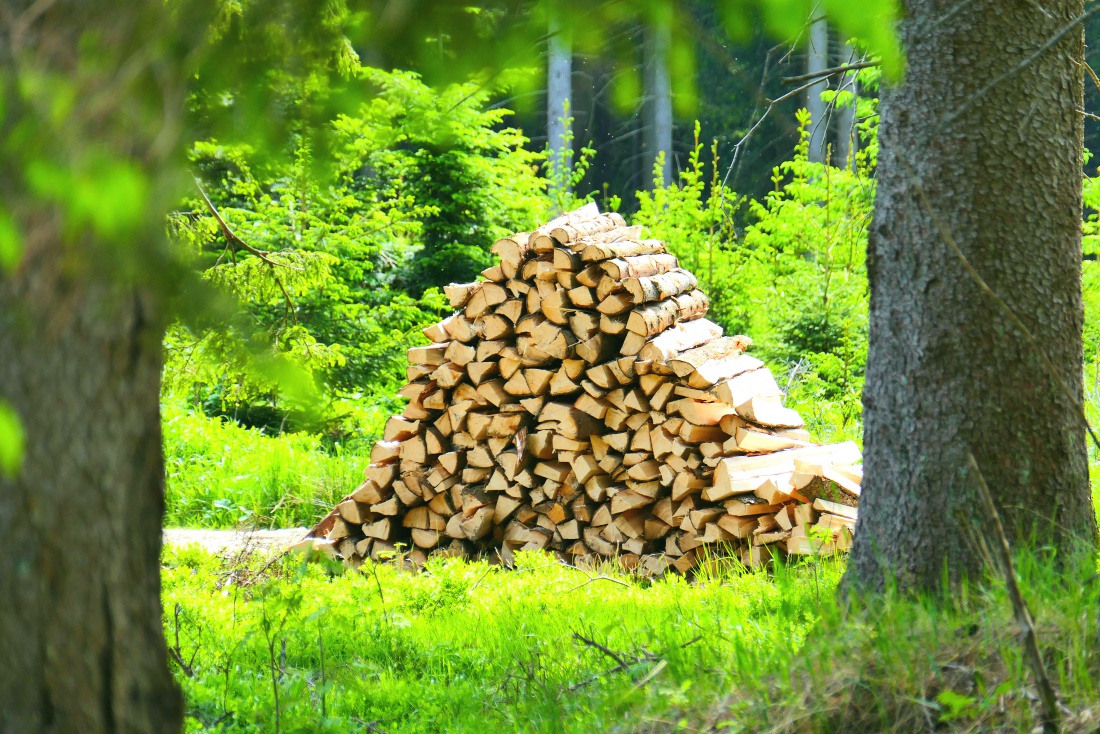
[565,573,630,593]
[572,632,631,670]
[966,451,1060,734]
[568,632,647,691]
[351,718,391,734]
[468,565,494,593]
[567,632,698,692]
[168,602,196,678]
[630,659,667,690]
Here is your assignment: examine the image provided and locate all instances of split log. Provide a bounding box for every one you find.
[623,270,698,304]
[636,318,724,362]
[626,290,709,337]
[601,253,681,280]
[580,238,666,262]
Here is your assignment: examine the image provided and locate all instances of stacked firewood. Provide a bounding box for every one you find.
[306,203,862,575]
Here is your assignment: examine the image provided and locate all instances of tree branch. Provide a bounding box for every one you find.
[781,60,878,86]
[194,178,300,327]
[193,178,300,271]
[721,73,843,189]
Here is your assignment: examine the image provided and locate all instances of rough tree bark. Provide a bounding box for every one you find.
[0,1,185,731]
[0,243,182,732]
[847,0,1097,591]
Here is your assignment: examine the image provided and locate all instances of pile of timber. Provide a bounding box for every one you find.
[306,203,862,576]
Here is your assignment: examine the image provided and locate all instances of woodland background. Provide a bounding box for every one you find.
[6,1,1100,731]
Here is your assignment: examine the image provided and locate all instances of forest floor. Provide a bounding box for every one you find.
[163,527,308,555]
[161,541,1099,734]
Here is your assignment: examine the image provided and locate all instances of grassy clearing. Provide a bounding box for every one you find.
[164,542,1100,734]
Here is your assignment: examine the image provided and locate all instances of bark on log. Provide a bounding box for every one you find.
[625,290,709,336]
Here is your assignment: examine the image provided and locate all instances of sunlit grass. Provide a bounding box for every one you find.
[165,542,1100,734]
[163,545,846,733]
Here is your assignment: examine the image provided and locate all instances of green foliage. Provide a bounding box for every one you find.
[167,67,548,435]
[1080,167,1100,363]
[0,209,23,272]
[740,109,873,439]
[0,400,23,478]
[162,545,846,733]
[634,123,745,334]
[163,400,374,528]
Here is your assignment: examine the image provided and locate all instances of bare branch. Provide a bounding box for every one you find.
[721,73,836,189]
[781,60,878,86]
[194,178,301,271]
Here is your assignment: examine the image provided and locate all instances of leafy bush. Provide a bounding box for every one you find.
[740,109,873,439]
[633,122,747,335]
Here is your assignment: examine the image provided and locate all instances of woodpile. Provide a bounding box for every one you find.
[306,203,862,576]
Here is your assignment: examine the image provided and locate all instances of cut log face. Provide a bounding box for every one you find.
[309,203,863,574]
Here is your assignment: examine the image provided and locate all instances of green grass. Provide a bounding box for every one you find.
[163,401,374,529]
[164,542,1100,734]
[164,545,850,733]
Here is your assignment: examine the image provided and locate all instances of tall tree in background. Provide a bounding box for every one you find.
[834,35,858,168]
[847,0,1098,591]
[643,14,673,186]
[0,1,188,729]
[805,14,829,163]
[547,6,573,200]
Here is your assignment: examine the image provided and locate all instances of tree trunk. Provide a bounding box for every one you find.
[805,16,829,164]
[0,1,184,730]
[833,36,857,170]
[847,0,1096,592]
[547,7,572,197]
[0,235,182,731]
[643,19,673,187]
